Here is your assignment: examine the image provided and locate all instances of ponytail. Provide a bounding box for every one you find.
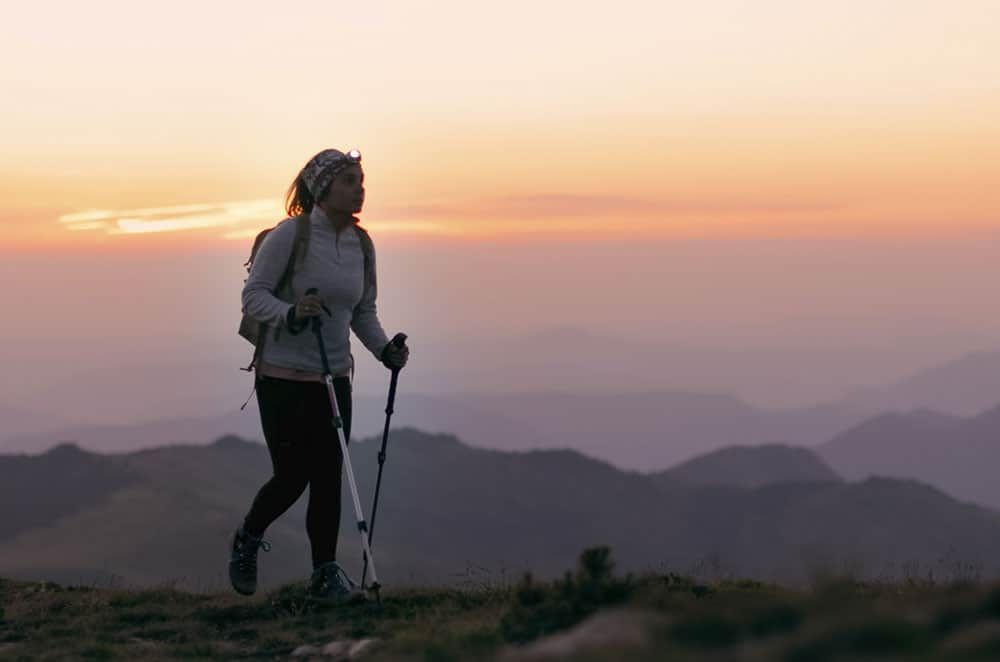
[284,174,315,216]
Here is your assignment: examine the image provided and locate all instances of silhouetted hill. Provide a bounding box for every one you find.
[818,405,1000,509]
[3,429,1000,590]
[0,413,263,456]
[651,444,840,488]
[0,443,137,540]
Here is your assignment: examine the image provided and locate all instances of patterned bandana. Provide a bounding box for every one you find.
[300,149,361,202]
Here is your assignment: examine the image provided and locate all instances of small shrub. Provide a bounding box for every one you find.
[660,572,714,597]
[499,546,634,644]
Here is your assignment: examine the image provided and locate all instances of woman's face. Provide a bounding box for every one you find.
[319,164,365,217]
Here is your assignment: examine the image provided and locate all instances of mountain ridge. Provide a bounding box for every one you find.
[4,429,1000,591]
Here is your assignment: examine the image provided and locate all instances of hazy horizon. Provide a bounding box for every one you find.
[5,235,1000,427]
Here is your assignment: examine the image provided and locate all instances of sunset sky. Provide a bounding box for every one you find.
[3,2,1000,419]
[2,1,998,248]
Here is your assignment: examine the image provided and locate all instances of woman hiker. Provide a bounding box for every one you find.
[230,148,409,602]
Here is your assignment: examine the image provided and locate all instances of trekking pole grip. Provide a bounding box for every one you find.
[388,335,407,406]
[305,288,334,376]
[304,288,320,331]
[391,332,407,370]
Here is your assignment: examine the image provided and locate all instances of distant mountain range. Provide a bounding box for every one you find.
[3,430,999,591]
[838,350,1000,417]
[9,345,1000,468]
[6,334,1000,432]
[0,391,870,471]
[818,404,1000,510]
[0,329,943,423]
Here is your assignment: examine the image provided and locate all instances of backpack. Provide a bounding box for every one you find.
[238,212,374,373]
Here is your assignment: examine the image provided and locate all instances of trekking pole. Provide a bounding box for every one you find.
[361,332,408,589]
[305,288,382,604]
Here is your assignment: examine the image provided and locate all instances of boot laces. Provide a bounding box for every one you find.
[236,532,271,573]
[316,561,358,592]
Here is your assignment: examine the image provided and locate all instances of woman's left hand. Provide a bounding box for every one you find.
[381,341,409,370]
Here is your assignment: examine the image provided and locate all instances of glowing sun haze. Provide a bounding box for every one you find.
[1,0,997,249]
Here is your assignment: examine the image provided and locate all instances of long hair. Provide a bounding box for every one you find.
[284,173,315,217]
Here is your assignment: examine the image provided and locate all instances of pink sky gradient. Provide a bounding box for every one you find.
[1,1,997,248]
[2,3,1000,429]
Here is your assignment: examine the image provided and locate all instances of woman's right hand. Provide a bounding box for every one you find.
[294,293,324,320]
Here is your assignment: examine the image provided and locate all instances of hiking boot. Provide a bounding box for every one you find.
[308,561,366,605]
[229,525,271,596]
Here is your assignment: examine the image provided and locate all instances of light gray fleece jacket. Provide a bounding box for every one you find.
[241,207,390,377]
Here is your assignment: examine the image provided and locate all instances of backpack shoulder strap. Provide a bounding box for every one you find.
[349,222,376,385]
[352,221,374,279]
[275,213,311,296]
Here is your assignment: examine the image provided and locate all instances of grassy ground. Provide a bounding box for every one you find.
[5,549,1000,660]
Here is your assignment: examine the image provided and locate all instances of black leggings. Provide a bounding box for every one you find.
[243,375,352,566]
